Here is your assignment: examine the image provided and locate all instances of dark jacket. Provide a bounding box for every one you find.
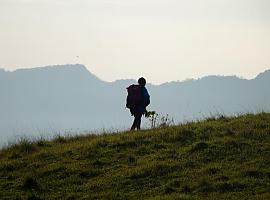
[134,86,150,114]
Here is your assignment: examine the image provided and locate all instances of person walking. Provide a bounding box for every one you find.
[126,77,150,130]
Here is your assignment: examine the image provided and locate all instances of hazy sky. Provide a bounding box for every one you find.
[0,0,269,84]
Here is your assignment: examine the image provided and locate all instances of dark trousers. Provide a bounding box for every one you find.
[131,112,143,130]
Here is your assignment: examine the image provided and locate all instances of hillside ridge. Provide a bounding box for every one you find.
[0,113,269,199]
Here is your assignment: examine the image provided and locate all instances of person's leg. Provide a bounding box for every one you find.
[131,112,142,130]
[135,113,142,130]
[131,116,136,130]
[130,108,136,130]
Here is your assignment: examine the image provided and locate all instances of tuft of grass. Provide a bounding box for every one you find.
[18,138,37,154]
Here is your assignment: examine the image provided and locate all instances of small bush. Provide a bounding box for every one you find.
[145,111,174,128]
[159,114,174,128]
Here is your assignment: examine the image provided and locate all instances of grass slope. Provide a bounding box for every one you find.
[0,113,270,200]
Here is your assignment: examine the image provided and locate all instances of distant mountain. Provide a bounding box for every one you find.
[0,64,269,146]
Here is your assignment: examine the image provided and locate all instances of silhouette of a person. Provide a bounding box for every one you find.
[130,77,150,130]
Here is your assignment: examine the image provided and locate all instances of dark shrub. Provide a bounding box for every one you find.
[23,176,39,190]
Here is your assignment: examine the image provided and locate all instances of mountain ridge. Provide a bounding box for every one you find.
[1,64,269,84]
[0,64,269,146]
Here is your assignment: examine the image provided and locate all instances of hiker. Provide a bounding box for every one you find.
[126,77,150,130]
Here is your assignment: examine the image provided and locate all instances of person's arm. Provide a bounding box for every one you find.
[142,88,150,107]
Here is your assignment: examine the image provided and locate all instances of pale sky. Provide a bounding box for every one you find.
[0,0,269,84]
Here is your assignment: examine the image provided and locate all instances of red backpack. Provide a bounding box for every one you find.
[126,84,143,109]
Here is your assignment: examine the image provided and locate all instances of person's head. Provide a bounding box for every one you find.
[138,77,146,86]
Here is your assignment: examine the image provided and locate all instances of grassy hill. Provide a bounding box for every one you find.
[0,113,270,200]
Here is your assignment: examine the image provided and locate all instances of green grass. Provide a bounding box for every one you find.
[0,113,270,199]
